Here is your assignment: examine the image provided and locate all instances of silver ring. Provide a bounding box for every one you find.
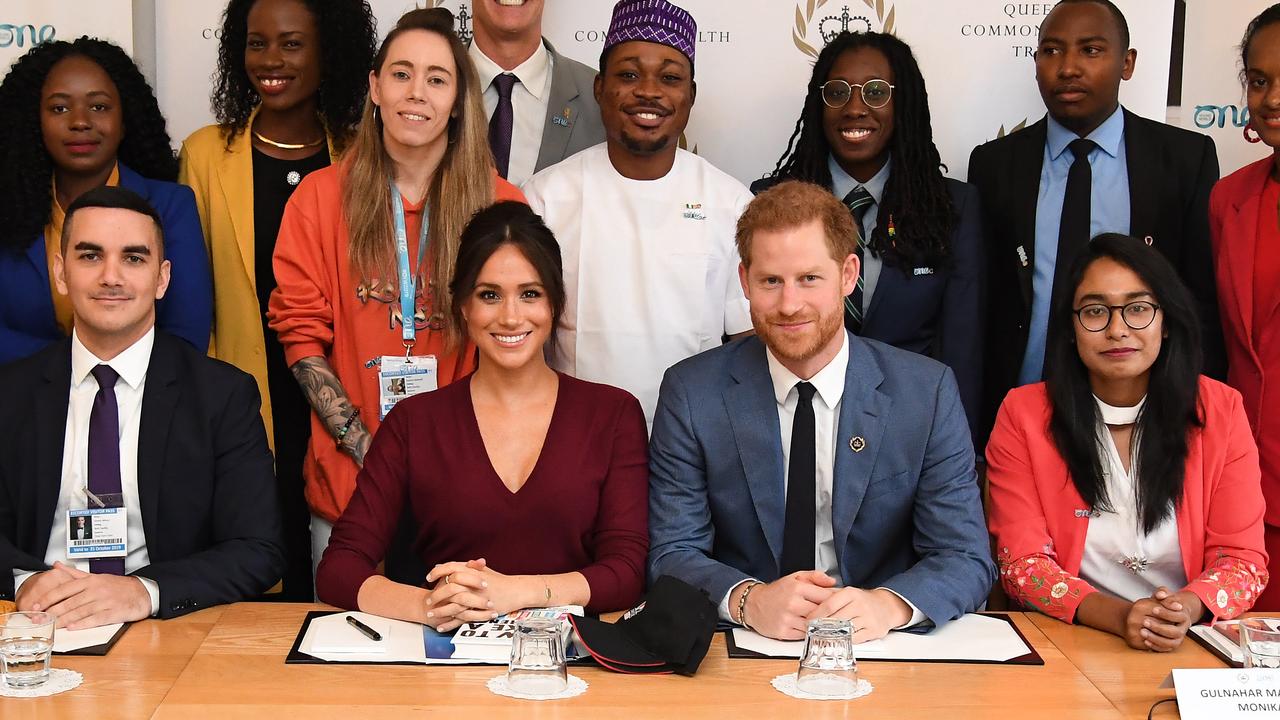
[444,574,453,585]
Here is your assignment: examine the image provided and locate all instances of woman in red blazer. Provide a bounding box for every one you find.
[1209,6,1280,611]
[988,234,1268,652]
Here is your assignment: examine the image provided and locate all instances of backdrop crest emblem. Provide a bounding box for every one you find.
[422,0,473,43]
[792,0,896,60]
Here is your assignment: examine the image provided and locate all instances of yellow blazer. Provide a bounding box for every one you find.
[178,116,338,449]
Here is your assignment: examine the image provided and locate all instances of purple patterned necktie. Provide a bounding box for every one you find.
[488,73,518,179]
[87,364,125,575]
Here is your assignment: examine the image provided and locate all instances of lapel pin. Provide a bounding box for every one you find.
[1143,235,1153,246]
[1016,245,1029,267]
[849,436,866,453]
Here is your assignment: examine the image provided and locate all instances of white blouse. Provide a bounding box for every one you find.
[1078,396,1187,601]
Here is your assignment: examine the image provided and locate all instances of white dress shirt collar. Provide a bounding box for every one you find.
[71,327,155,392]
[469,39,551,102]
[764,330,849,410]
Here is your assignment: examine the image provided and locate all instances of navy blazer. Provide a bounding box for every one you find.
[0,332,284,617]
[749,176,985,440]
[0,164,213,364]
[647,332,995,626]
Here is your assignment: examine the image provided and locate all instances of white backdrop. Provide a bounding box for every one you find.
[1,0,133,71]
[1178,0,1274,176]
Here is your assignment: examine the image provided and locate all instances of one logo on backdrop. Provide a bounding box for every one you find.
[0,23,55,49]
[793,0,896,60]
[423,0,472,44]
[1193,103,1250,131]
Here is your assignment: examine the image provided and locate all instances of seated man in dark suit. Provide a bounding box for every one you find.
[967,0,1223,440]
[648,180,994,642]
[0,186,284,629]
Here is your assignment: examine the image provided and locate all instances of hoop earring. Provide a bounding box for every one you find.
[1244,124,1262,144]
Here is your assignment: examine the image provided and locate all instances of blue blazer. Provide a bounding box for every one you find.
[749,176,985,440]
[647,332,995,626]
[0,164,212,364]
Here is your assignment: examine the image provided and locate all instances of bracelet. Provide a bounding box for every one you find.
[736,580,763,630]
[335,408,360,447]
[543,580,552,607]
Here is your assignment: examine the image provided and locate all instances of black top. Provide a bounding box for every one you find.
[251,145,331,310]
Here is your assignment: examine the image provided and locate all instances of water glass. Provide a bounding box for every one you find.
[507,617,568,696]
[0,612,55,689]
[796,618,858,696]
[1239,617,1280,669]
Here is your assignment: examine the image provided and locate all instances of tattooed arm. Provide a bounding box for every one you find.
[290,356,372,467]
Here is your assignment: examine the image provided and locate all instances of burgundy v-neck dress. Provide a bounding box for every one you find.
[316,373,649,613]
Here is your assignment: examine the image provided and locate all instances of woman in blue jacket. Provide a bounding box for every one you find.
[0,37,211,363]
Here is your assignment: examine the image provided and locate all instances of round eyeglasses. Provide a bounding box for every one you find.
[1073,301,1162,332]
[820,79,895,109]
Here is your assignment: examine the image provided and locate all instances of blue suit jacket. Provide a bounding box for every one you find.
[0,164,212,364]
[647,332,995,626]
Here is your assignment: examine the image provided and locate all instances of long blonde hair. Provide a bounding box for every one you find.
[341,7,493,329]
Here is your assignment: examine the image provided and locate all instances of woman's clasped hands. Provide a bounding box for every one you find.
[422,558,538,632]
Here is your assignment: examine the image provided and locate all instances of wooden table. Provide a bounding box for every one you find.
[4,603,1228,719]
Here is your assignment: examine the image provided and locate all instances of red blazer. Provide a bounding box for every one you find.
[986,379,1269,623]
[1209,156,1280,528]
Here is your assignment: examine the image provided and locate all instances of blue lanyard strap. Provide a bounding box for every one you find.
[389,178,430,348]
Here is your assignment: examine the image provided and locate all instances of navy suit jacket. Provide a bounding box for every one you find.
[647,332,995,626]
[0,332,284,617]
[0,163,213,364]
[749,176,985,440]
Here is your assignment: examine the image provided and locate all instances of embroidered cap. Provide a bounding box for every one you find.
[603,0,698,67]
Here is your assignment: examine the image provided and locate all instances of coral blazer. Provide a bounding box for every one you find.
[986,379,1269,623]
[1209,156,1280,529]
[178,116,340,448]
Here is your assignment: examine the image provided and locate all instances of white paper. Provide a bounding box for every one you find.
[53,623,123,653]
[1190,623,1245,665]
[301,613,423,661]
[1173,668,1280,719]
[732,614,1030,662]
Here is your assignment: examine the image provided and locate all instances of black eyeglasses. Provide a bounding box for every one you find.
[820,79,894,109]
[1073,301,1162,332]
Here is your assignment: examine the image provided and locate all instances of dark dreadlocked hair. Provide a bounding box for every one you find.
[0,37,178,254]
[763,31,954,269]
[211,0,377,153]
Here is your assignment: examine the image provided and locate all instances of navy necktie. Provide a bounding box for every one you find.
[1050,138,1098,332]
[780,382,817,576]
[842,186,874,333]
[488,73,518,179]
[87,364,125,575]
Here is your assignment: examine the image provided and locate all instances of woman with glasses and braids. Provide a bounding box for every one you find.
[986,234,1268,651]
[752,31,983,440]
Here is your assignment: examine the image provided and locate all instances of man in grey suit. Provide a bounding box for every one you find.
[648,181,995,642]
[469,0,605,186]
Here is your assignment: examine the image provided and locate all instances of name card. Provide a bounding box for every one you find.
[1173,668,1280,718]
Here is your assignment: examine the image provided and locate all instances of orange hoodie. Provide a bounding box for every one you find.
[268,163,525,522]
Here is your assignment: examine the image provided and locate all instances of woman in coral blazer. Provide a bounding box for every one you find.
[987,234,1268,652]
[1208,6,1280,611]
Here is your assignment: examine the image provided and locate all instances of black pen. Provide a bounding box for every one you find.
[346,615,382,641]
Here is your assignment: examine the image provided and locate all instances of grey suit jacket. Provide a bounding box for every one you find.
[534,40,606,173]
[647,333,995,626]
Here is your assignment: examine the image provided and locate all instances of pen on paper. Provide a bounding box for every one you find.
[346,615,382,641]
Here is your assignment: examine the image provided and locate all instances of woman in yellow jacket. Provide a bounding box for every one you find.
[179,0,377,600]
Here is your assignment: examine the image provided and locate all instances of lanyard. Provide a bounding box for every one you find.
[389,178,429,350]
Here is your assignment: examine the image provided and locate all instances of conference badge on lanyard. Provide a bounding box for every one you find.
[67,489,127,559]
[380,178,438,419]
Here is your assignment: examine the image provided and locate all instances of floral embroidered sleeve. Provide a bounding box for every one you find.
[997,548,1098,623]
[1183,553,1270,620]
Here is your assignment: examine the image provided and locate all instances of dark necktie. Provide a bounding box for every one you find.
[842,186,874,333]
[488,73,518,179]
[88,364,125,575]
[780,382,817,576]
[1051,138,1098,318]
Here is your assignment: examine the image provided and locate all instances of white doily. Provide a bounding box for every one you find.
[770,672,873,700]
[0,668,83,697]
[486,673,588,700]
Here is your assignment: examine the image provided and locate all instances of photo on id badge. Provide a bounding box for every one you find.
[378,355,438,419]
[68,492,127,559]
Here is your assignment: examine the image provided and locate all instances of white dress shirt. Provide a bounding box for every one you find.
[12,328,160,615]
[717,333,924,627]
[1079,399,1186,600]
[470,39,553,187]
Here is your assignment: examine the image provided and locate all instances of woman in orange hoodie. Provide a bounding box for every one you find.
[268,7,524,580]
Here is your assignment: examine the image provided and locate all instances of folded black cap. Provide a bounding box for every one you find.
[569,575,717,676]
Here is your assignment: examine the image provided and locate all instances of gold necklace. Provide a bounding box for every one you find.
[252,130,324,150]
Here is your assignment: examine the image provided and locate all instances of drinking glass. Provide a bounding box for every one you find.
[796,618,858,696]
[507,617,568,696]
[1239,617,1280,669]
[0,612,55,689]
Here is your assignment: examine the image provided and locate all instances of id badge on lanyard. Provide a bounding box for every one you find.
[67,489,126,559]
[381,179,438,419]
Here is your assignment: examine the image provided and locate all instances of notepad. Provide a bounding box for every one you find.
[731,613,1032,662]
[307,613,393,654]
[53,622,124,653]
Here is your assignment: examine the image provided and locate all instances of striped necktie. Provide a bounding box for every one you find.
[842,186,874,332]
